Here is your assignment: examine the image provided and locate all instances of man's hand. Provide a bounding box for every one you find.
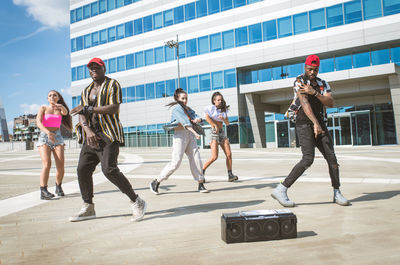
[71,105,84,116]
[84,127,99,148]
[313,123,324,138]
[300,83,317,96]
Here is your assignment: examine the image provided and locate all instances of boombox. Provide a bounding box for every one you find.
[221,209,297,243]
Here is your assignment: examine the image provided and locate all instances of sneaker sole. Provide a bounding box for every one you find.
[131,201,147,222]
[199,190,209,193]
[228,177,239,182]
[149,183,159,195]
[69,215,96,222]
[270,194,295,207]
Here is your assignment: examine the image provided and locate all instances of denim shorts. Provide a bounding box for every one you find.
[211,128,227,144]
[36,130,64,149]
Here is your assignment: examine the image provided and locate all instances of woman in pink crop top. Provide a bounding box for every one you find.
[36,90,72,200]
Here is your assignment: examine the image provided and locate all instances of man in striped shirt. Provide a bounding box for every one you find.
[69,57,146,222]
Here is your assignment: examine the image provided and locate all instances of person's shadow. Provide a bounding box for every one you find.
[350,190,400,202]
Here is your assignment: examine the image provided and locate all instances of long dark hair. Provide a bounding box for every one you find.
[166,88,190,111]
[211,91,229,113]
[50,90,73,131]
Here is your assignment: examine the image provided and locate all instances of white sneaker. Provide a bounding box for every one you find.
[132,196,147,222]
[69,203,96,222]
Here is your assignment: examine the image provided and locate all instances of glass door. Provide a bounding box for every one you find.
[328,113,352,146]
[276,121,290,147]
[351,111,372,145]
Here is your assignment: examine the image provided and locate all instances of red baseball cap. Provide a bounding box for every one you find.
[305,55,320,67]
[87,57,105,68]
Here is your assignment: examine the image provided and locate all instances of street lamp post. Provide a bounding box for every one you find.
[165,34,181,88]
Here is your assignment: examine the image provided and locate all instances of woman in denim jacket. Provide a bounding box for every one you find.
[149,88,208,194]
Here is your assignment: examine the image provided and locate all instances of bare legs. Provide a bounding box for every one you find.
[38,145,65,187]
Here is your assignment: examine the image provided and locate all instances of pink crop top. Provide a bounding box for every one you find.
[42,114,62,128]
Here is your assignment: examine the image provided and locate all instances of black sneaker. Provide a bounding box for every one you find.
[55,183,65,196]
[40,186,55,200]
[198,183,209,193]
[228,172,239,182]
[149,179,160,195]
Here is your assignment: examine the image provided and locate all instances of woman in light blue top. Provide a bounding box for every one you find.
[149,88,208,194]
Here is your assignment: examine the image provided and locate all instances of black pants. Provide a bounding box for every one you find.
[283,123,340,189]
[77,139,137,204]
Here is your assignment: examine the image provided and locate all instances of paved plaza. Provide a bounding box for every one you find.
[0,146,400,264]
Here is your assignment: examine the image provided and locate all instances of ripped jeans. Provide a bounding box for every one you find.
[283,123,340,189]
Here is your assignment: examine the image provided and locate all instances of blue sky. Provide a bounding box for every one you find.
[0,0,70,134]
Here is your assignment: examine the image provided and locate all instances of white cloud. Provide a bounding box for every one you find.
[20,103,41,115]
[13,0,69,28]
[0,26,48,49]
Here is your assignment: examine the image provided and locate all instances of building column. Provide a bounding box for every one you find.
[389,74,400,144]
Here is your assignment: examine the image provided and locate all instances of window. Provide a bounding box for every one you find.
[100,29,107,44]
[248,23,262,44]
[371,49,390,65]
[196,0,208,18]
[134,18,143,35]
[83,4,91,19]
[135,51,144,68]
[363,0,382,20]
[166,79,176,96]
[92,32,99,47]
[224,69,236,88]
[198,36,209,55]
[85,67,90,79]
[156,81,166,98]
[116,0,124,8]
[278,16,292,38]
[212,71,223,90]
[234,0,246,8]
[222,30,234,49]
[107,0,115,11]
[126,54,134,69]
[235,26,248,47]
[383,0,400,15]
[293,12,308,35]
[210,33,222,52]
[208,0,220,15]
[84,34,91,48]
[116,24,124,39]
[319,58,334,73]
[153,12,163,29]
[70,10,76,24]
[263,20,277,40]
[272,66,284,80]
[335,55,352,71]
[391,47,400,64]
[179,77,187,91]
[344,0,362,24]
[326,4,344,28]
[165,46,175,61]
[353,52,371,68]
[71,68,77,81]
[108,58,117,73]
[174,6,184,24]
[71,39,77,52]
[259,68,272,82]
[76,36,83,50]
[155,47,164,64]
[188,75,199,93]
[178,41,186,59]
[145,49,154,66]
[163,9,173,27]
[199,73,211,92]
[143,15,153,32]
[287,63,303,78]
[76,7,83,21]
[77,66,85,80]
[186,39,197,57]
[185,3,196,21]
[117,56,125,71]
[99,0,106,13]
[310,8,326,31]
[221,0,233,11]
[125,21,133,37]
[146,83,155,100]
[121,87,127,103]
[108,27,116,42]
[124,0,132,5]
[127,86,135,102]
[136,85,145,101]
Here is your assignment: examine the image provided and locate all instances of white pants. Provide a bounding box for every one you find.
[158,130,204,182]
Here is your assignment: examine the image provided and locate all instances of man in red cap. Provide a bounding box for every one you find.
[69,57,147,222]
[271,55,349,207]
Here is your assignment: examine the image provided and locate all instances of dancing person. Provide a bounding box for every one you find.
[69,57,146,222]
[149,88,208,194]
[202,92,238,182]
[271,55,349,207]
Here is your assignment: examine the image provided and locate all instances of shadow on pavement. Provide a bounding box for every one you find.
[297,231,318,238]
[351,190,400,202]
[157,183,279,195]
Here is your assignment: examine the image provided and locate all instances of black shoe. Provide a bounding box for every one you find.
[55,183,64,196]
[228,172,239,182]
[198,183,209,193]
[149,179,160,194]
[40,186,55,200]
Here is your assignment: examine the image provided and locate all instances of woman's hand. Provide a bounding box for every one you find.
[192,118,202,124]
[212,125,218,133]
[47,131,56,144]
